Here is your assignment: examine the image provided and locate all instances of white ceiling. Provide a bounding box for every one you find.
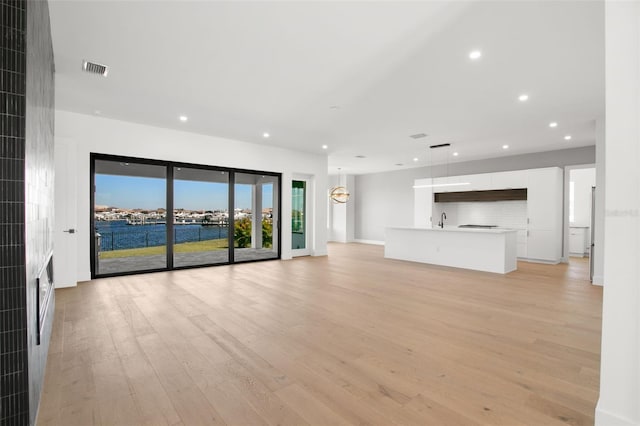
[49,1,604,175]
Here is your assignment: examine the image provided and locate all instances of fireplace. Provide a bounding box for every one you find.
[36,252,54,345]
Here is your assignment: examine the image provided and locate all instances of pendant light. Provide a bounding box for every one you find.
[413,143,470,189]
[330,168,350,204]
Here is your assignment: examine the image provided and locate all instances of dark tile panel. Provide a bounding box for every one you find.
[0,136,25,159]
[0,0,28,423]
[0,93,26,116]
[0,202,24,224]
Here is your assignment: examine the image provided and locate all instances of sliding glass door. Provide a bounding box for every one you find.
[173,168,229,268]
[93,159,168,275]
[233,173,279,262]
[91,154,281,277]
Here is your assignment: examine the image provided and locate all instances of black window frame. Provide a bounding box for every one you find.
[90,153,282,279]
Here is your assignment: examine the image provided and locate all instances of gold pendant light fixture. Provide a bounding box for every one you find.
[330,168,350,204]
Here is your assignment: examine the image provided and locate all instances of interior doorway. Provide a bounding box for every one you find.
[565,166,596,282]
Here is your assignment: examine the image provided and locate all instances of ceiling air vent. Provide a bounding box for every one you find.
[82,60,109,77]
[409,133,428,139]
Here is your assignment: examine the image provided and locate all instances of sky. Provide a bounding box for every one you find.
[95,175,273,210]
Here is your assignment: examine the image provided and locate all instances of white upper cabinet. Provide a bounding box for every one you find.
[464,173,492,191]
[491,170,528,189]
[526,167,563,231]
[526,167,563,262]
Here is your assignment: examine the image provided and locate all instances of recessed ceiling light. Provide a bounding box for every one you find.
[329,105,340,110]
[469,50,482,60]
[395,163,404,166]
[322,145,328,150]
[502,144,509,149]
[355,155,366,159]
[549,122,558,128]
[413,157,419,162]
[453,152,459,156]
[564,135,572,140]
[179,115,188,122]
[518,94,529,102]
[263,132,270,138]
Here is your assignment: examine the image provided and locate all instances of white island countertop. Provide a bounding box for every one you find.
[385,226,518,274]
[388,226,517,234]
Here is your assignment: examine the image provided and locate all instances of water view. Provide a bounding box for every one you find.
[95,220,230,252]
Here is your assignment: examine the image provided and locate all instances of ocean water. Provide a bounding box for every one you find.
[95,220,229,251]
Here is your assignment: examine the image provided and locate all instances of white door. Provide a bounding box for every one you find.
[53,139,77,288]
[292,177,312,257]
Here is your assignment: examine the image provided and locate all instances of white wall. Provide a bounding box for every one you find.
[328,174,355,242]
[570,168,596,227]
[55,110,328,285]
[594,118,606,285]
[355,146,596,242]
[596,2,640,425]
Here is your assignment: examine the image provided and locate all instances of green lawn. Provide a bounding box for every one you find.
[99,238,228,259]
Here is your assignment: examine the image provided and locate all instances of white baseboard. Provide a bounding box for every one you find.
[518,257,561,265]
[595,402,638,426]
[353,239,385,246]
[592,274,604,286]
[55,281,77,289]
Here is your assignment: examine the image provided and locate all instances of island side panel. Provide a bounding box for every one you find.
[384,228,517,274]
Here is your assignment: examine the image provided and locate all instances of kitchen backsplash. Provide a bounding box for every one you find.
[433,201,528,229]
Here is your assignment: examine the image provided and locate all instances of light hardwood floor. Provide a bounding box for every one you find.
[38,244,602,425]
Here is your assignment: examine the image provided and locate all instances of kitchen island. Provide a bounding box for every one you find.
[384,227,518,274]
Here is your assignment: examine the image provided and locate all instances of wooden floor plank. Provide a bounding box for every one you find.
[38,243,602,425]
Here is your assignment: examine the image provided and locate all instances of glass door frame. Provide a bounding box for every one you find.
[292,175,313,257]
[90,153,282,278]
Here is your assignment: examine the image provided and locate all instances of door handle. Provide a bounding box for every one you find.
[63,229,76,234]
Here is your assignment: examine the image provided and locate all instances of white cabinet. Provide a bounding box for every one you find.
[414,178,433,228]
[432,176,465,192]
[516,230,528,258]
[569,227,589,256]
[526,167,563,262]
[464,173,492,191]
[413,167,564,263]
[491,170,528,189]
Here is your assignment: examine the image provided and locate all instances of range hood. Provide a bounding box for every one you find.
[434,188,527,203]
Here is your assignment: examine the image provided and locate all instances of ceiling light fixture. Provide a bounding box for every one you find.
[179,115,188,122]
[549,122,558,128]
[322,145,328,149]
[518,94,529,102]
[502,144,509,149]
[564,135,572,140]
[355,155,366,159]
[422,143,470,189]
[469,50,482,60]
[453,152,459,157]
[413,157,419,162]
[263,132,270,138]
[330,168,350,204]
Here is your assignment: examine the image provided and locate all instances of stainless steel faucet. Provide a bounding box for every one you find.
[438,212,447,228]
